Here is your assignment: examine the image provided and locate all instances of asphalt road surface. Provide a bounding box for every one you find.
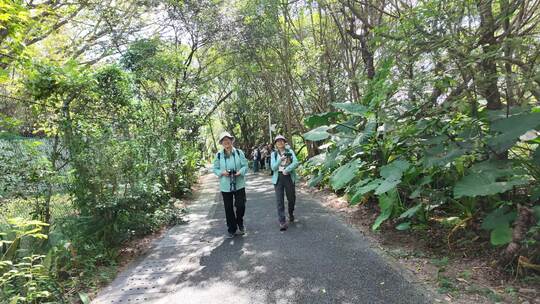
[92,171,431,304]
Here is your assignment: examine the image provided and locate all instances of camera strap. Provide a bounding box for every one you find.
[275,149,290,160]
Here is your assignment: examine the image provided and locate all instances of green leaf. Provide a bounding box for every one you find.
[532,148,540,166]
[490,225,512,246]
[307,153,326,166]
[370,160,410,195]
[332,102,368,116]
[322,149,339,171]
[308,173,324,187]
[350,179,381,204]
[303,125,334,141]
[372,206,392,231]
[399,204,422,219]
[453,173,529,198]
[532,205,540,222]
[304,112,340,128]
[423,145,467,168]
[330,159,362,190]
[453,160,530,198]
[532,187,540,202]
[2,238,20,261]
[79,292,90,304]
[380,160,410,180]
[349,179,373,205]
[481,206,517,230]
[374,178,400,195]
[396,222,411,230]
[488,111,540,153]
[372,189,398,231]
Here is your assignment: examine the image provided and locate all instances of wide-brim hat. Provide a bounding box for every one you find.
[218,131,235,143]
[274,135,287,143]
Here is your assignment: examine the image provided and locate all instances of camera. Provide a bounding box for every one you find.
[283,151,292,158]
[228,169,237,191]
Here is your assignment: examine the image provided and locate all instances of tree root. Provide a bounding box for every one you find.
[500,204,535,266]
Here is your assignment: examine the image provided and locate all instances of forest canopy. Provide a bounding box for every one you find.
[1,0,539,302]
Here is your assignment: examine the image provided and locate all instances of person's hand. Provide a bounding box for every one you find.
[282,170,289,175]
[222,171,230,176]
[280,156,288,161]
[235,172,241,177]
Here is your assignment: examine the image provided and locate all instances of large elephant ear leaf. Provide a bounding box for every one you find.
[423,144,467,168]
[380,160,410,180]
[304,112,340,128]
[453,173,528,198]
[303,125,335,141]
[373,160,410,195]
[453,160,530,198]
[330,159,363,190]
[332,102,368,116]
[490,225,513,245]
[307,153,326,166]
[488,111,540,153]
[481,205,516,230]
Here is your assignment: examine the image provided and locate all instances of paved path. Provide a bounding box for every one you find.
[92,172,431,304]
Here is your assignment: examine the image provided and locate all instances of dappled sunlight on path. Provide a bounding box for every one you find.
[92,172,430,304]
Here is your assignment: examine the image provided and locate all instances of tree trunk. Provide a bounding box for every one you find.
[500,204,535,266]
[476,0,502,110]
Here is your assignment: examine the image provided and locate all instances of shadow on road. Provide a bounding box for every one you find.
[92,172,430,304]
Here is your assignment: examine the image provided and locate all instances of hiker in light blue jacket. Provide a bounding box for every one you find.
[213,131,249,238]
[270,135,299,231]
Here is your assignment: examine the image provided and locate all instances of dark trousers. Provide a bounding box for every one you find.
[253,160,259,172]
[222,188,246,234]
[259,158,265,169]
[274,172,296,224]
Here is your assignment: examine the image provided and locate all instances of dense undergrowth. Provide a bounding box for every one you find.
[1,56,202,304]
[301,61,540,276]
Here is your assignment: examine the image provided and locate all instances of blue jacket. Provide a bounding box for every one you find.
[270,148,300,185]
[213,148,248,192]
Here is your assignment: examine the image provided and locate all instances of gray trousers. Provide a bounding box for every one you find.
[274,172,296,224]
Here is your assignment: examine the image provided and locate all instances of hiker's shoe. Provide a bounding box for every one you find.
[279,223,288,231]
[225,232,235,239]
[236,227,245,235]
[289,214,295,223]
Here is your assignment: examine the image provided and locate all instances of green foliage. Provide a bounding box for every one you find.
[330,159,363,190]
[481,205,517,246]
[1,36,204,300]
[303,125,334,141]
[488,112,540,153]
[453,161,530,198]
[0,255,61,303]
[372,189,400,231]
[303,59,539,252]
[0,218,61,303]
[332,103,368,116]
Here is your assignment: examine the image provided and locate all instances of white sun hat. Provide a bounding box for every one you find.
[218,131,235,143]
[274,135,287,143]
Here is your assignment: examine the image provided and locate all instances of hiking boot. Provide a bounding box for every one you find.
[225,232,235,239]
[279,223,288,231]
[289,214,295,223]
